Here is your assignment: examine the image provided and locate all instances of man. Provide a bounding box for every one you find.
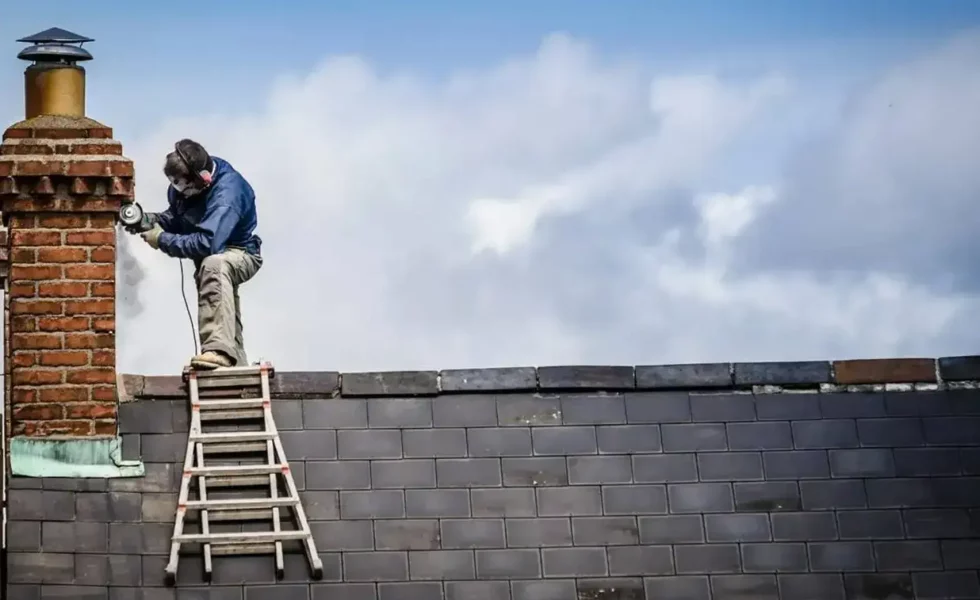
[128,138,263,370]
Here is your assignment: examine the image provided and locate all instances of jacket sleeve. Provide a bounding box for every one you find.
[153,188,180,233]
[157,185,242,260]
[154,208,178,233]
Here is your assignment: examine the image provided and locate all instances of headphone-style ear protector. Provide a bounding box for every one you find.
[174,142,213,186]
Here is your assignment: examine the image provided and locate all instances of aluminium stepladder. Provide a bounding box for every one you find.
[164,362,323,585]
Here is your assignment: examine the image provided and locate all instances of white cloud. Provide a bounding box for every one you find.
[734,29,980,288]
[694,185,777,249]
[465,72,789,255]
[113,32,979,375]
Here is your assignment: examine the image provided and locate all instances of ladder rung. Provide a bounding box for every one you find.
[197,389,254,399]
[182,497,298,511]
[205,475,273,487]
[211,543,278,555]
[202,444,268,455]
[190,431,276,443]
[196,398,266,410]
[197,376,264,389]
[187,464,285,477]
[200,409,264,421]
[183,363,276,382]
[200,509,275,521]
[173,530,308,544]
[191,364,274,378]
[201,442,268,455]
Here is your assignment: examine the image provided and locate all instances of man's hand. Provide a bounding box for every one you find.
[141,224,164,249]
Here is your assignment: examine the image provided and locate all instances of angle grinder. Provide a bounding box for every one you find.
[118,202,154,233]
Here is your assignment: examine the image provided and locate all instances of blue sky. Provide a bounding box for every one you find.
[3,0,977,124]
[0,1,973,168]
[2,2,979,373]
[5,0,979,58]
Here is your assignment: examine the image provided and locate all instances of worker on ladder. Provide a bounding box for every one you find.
[128,138,263,370]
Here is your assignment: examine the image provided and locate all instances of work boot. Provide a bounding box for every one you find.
[190,351,233,370]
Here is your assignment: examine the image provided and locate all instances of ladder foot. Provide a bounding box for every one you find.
[276,567,285,580]
[164,572,176,587]
[312,566,323,580]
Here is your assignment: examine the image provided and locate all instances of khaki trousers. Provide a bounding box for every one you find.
[194,248,263,366]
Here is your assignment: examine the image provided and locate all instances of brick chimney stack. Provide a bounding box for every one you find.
[1,28,133,438]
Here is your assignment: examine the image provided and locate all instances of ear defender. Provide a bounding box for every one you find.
[174,141,212,187]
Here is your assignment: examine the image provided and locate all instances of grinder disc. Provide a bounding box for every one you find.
[118,202,143,226]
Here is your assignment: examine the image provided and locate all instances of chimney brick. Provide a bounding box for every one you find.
[2,116,132,439]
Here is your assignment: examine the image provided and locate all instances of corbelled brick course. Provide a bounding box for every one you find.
[6,361,980,599]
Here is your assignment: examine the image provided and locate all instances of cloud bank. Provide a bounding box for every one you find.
[114,32,980,375]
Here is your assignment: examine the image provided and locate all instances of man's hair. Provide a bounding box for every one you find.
[164,138,212,180]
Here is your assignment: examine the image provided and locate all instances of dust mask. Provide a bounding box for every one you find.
[169,175,203,197]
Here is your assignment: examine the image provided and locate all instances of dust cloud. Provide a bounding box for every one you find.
[116,227,145,318]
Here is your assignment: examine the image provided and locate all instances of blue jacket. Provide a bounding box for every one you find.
[156,156,262,261]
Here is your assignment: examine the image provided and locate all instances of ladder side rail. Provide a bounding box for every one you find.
[266,431,285,576]
[195,440,213,579]
[261,366,323,576]
[261,366,286,577]
[271,434,322,575]
[165,372,202,585]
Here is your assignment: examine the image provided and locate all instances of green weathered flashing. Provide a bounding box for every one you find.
[9,436,145,478]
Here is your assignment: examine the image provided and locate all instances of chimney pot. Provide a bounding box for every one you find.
[16,27,95,119]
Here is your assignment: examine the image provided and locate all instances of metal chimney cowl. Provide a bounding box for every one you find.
[16,27,95,119]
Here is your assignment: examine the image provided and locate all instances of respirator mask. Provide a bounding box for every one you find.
[168,141,213,197]
[168,175,204,198]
